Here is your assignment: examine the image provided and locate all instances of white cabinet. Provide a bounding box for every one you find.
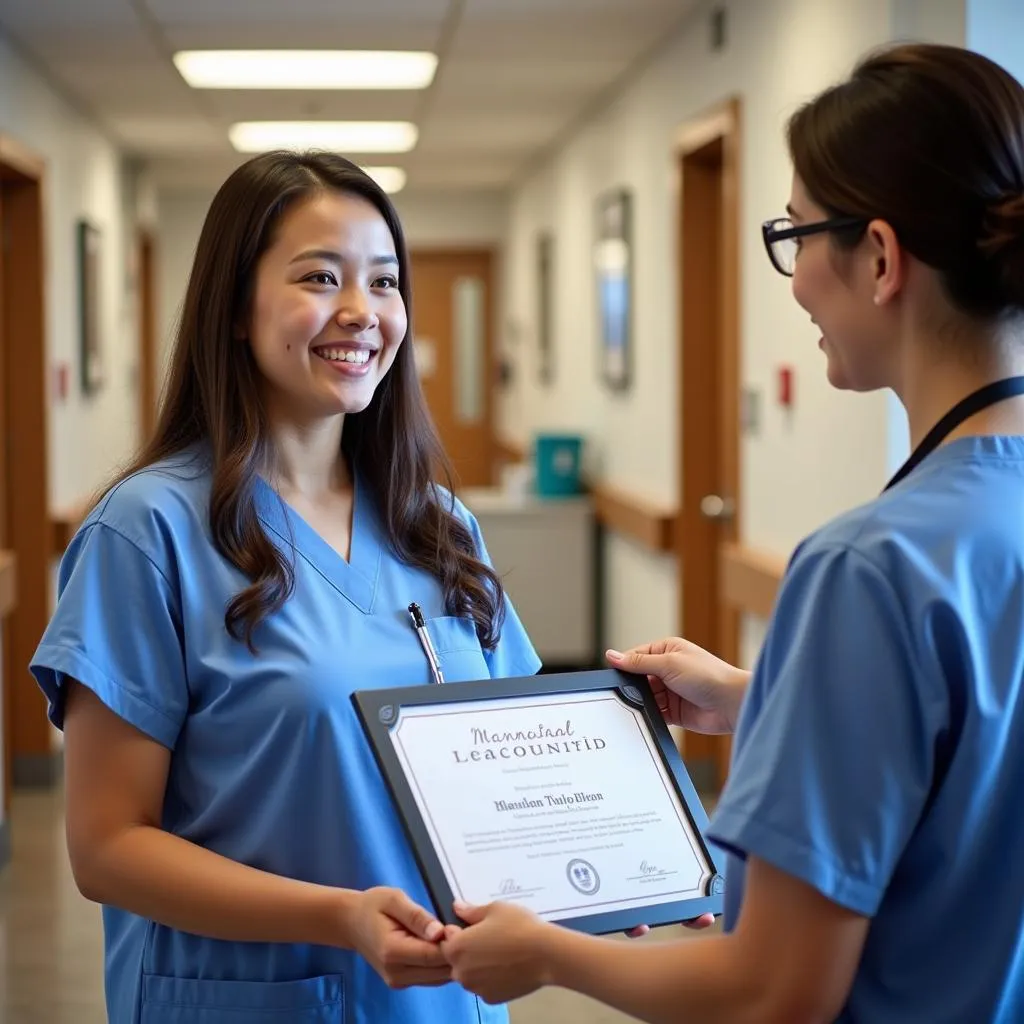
[461,488,596,667]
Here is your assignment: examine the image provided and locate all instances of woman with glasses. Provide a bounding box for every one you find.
[440,43,1024,1023]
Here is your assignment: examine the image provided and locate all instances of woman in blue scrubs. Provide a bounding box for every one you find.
[30,151,540,1024]
[440,43,1024,1023]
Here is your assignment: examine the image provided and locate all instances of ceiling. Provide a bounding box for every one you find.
[0,0,699,193]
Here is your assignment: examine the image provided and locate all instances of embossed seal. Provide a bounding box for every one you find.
[566,858,601,896]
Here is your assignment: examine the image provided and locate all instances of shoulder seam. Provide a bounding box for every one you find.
[789,538,927,681]
[80,520,178,597]
[89,451,208,521]
[793,538,908,606]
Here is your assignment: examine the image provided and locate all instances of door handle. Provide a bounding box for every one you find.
[699,494,735,521]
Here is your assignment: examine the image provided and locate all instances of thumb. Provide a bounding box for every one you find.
[384,891,444,941]
[607,648,674,680]
[453,899,489,925]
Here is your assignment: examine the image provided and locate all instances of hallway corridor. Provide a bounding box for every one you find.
[0,788,707,1022]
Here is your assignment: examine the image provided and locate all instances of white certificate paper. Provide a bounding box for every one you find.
[389,690,713,921]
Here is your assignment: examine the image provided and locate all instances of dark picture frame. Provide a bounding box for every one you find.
[77,218,104,395]
[594,188,632,391]
[536,231,554,385]
[353,669,723,935]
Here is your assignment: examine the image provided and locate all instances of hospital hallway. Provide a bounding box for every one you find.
[0,787,716,1023]
[3,0,1024,1018]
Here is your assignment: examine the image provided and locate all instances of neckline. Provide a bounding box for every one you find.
[253,472,380,613]
[885,376,1024,491]
[887,433,1024,486]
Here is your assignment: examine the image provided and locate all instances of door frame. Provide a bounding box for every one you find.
[137,227,158,441]
[0,134,51,807]
[675,99,742,792]
[408,247,498,488]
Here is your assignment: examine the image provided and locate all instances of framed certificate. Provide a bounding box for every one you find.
[353,670,724,935]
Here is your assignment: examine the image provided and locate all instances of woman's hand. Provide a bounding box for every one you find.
[626,913,716,939]
[344,887,451,989]
[442,900,718,1004]
[441,900,553,1004]
[607,638,750,734]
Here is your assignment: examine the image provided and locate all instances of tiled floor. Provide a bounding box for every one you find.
[0,789,107,1023]
[0,788,716,1023]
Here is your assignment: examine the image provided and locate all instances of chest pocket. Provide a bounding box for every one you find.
[426,616,491,684]
[141,974,343,1023]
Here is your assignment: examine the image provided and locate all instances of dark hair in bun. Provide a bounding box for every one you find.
[788,43,1024,318]
[980,191,1024,310]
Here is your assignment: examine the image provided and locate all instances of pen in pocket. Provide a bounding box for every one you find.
[408,602,445,685]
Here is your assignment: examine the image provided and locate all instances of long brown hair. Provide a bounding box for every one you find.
[787,43,1024,320]
[116,151,504,650]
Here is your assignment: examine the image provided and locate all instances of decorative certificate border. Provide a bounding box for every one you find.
[353,670,724,935]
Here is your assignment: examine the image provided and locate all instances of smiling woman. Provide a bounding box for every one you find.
[124,152,507,650]
[26,151,541,1024]
[248,192,407,423]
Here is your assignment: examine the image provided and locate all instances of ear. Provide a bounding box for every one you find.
[866,218,905,307]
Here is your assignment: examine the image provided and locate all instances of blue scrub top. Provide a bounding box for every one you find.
[709,436,1024,1023]
[31,448,541,1024]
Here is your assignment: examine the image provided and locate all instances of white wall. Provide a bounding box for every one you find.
[892,0,966,43]
[0,31,141,508]
[155,191,209,383]
[397,190,509,249]
[497,0,976,658]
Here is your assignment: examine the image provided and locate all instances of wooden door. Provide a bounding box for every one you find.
[0,179,8,812]
[0,184,7,550]
[409,250,494,489]
[677,102,742,794]
[0,137,50,799]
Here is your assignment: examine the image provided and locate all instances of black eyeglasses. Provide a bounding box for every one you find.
[762,216,867,276]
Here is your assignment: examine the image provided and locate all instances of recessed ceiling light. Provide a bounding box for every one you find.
[228,121,418,154]
[173,50,437,90]
[361,167,407,194]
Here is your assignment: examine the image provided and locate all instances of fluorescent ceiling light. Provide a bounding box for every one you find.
[361,167,407,194]
[229,121,418,154]
[174,50,437,90]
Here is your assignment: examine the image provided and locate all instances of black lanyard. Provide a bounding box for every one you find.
[883,376,1024,491]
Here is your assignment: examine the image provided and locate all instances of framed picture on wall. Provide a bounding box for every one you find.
[77,218,104,395]
[536,231,554,385]
[594,188,632,391]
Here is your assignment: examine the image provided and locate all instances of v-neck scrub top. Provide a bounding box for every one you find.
[707,437,1024,1022]
[30,449,541,1024]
